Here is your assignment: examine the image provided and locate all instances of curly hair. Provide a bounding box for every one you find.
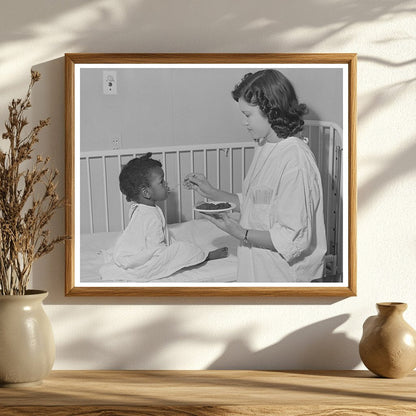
[231,69,308,138]
[119,153,162,203]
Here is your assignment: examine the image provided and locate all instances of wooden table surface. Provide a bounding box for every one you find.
[0,370,415,415]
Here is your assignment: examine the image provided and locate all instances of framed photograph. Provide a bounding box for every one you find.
[65,53,356,296]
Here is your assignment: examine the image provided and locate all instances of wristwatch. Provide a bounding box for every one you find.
[242,229,249,246]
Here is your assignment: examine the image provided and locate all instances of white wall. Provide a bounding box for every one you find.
[1,0,415,370]
[80,67,342,151]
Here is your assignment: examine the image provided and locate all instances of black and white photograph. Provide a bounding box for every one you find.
[65,54,356,296]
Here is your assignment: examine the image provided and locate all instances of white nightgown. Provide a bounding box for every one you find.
[237,137,327,282]
[99,203,206,282]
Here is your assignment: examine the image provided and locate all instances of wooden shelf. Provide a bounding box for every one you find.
[1,370,415,415]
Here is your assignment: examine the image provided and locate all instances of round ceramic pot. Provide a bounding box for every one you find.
[0,290,55,387]
[359,302,416,378]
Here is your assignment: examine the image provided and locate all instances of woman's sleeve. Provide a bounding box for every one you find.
[236,192,244,208]
[269,168,315,262]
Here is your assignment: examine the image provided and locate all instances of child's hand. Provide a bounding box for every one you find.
[200,212,245,241]
[183,173,215,199]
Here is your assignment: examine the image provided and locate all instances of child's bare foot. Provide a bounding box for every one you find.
[206,247,228,261]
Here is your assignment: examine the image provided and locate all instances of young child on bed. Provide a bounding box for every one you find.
[99,153,228,282]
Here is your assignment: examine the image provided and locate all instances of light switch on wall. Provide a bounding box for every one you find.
[103,70,117,95]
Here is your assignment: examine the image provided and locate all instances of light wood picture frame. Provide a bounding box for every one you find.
[65,53,357,296]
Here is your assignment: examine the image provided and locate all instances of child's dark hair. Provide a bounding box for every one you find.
[119,152,162,202]
[232,69,308,138]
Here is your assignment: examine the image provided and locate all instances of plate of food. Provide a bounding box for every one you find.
[193,201,236,214]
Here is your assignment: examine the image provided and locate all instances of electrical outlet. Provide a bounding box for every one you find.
[103,70,117,95]
[112,137,121,150]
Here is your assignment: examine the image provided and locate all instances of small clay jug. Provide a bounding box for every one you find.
[0,290,55,387]
[359,302,416,378]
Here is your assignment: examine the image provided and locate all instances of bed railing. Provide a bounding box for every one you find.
[80,142,256,230]
[80,120,343,278]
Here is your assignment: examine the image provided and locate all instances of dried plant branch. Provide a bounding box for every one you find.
[0,71,67,295]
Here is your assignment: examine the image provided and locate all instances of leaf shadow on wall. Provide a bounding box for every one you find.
[52,307,235,369]
[1,0,414,97]
[355,55,416,210]
[207,314,360,370]
[53,307,359,370]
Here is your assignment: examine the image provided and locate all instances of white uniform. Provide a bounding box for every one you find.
[237,137,327,282]
[99,203,206,282]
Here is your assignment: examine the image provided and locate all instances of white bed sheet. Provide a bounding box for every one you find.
[80,219,238,283]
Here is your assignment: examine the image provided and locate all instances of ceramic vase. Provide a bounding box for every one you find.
[359,302,416,378]
[0,290,55,387]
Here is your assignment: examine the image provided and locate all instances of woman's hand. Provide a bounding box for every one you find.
[183,173,215,199]
[202,212,276,250]
[200,212,245,241]
[184,172,241,212]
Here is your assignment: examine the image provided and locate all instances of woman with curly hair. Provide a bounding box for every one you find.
[184,69,327,282]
